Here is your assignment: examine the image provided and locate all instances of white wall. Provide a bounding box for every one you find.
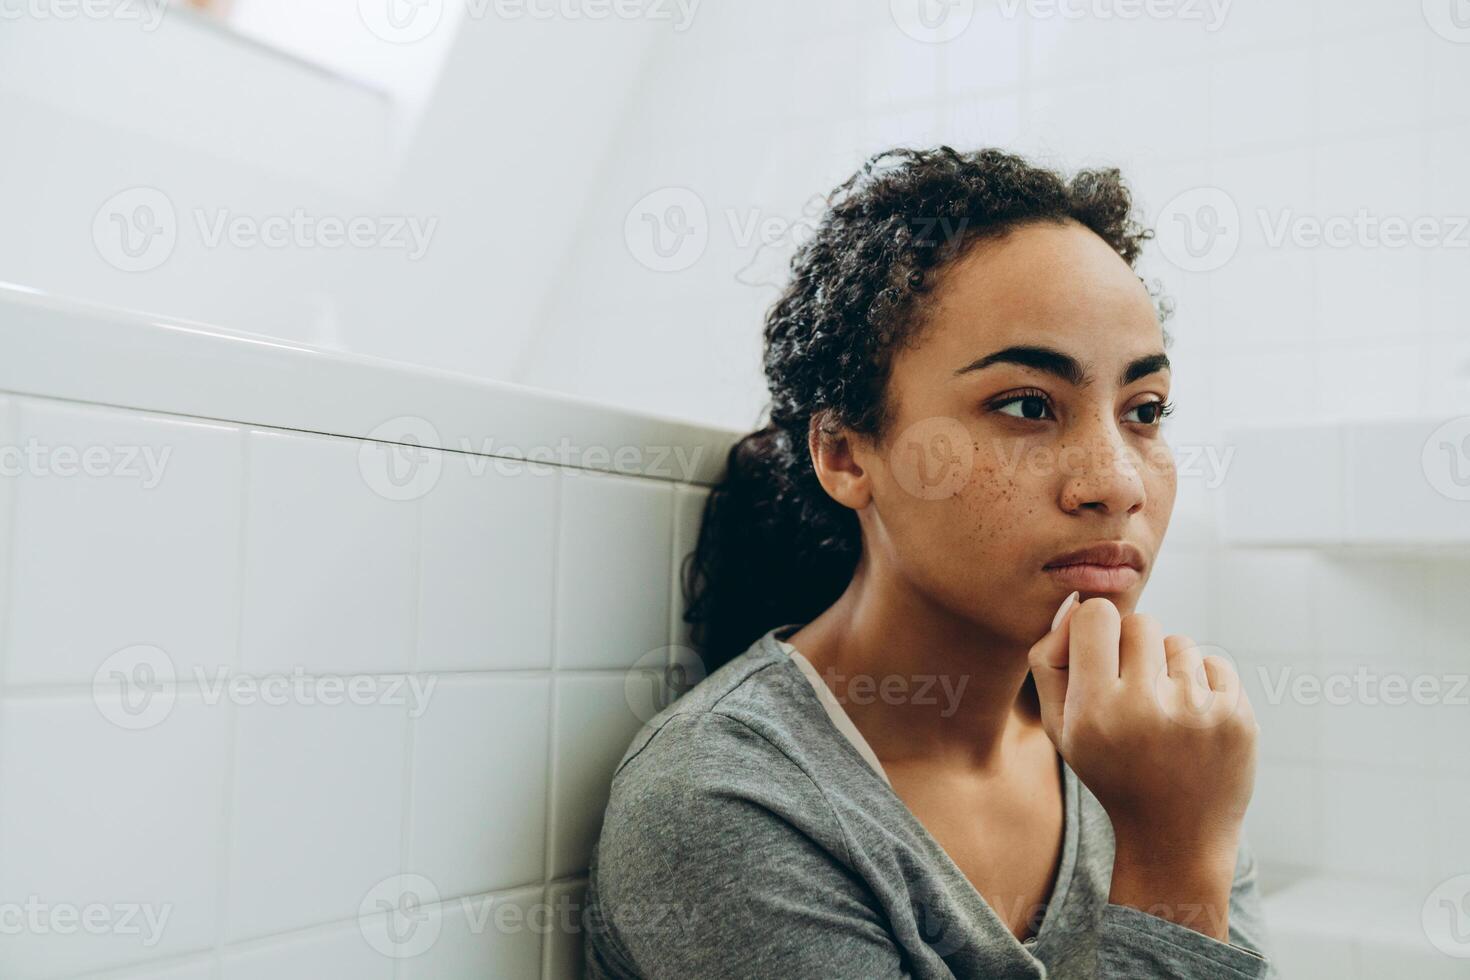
[0,290,726,979]
[0,1,663,404]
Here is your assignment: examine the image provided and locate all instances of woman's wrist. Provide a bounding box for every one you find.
[1108,831,1240,941]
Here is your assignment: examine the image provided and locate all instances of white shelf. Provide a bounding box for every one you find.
[1262,874,1466,980]
[1222,418,1470,549]
[0,285,741,486]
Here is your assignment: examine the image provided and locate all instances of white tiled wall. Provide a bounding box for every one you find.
[0,392,713,979]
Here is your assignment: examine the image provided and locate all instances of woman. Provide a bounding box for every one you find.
[585,147,1275,978]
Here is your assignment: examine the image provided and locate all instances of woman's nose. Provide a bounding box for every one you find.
[1057,432,1149,517]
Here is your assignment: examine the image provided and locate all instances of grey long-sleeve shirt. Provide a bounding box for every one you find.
[585,622,1277,979]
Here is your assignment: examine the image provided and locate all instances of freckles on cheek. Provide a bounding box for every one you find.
[958,446,1037,549]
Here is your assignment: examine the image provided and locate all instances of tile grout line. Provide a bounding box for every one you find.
[211,423,252,976]
[391,481,430,980]
[541,466,564,980]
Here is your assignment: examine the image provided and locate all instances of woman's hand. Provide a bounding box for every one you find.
[1027,593,1260,939]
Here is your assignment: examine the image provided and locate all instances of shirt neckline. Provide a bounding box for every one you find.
[766,622,1080,957]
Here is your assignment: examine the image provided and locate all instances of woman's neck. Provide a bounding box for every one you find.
[783,557,1046,772]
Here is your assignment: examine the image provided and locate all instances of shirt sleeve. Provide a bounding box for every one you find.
[1096,830,1277,979]
[584,711,913,980]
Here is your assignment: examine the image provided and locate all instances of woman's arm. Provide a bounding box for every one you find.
[1097,830,1275,978]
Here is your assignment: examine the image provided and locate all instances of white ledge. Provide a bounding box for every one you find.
[0,284,741,486]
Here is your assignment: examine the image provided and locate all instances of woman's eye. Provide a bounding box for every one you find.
[993,393,1053,421]
[1124,399,1174,425]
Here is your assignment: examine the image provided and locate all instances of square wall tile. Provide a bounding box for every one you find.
[226,697,407,941]
[1216,550,1319,653]
[418,454,555,672]
[0,693,228,978]
[1246,760,1324,872]
[407,676,550,899]
[241,429,419,676]
[395,886,544,980]
[545,878,588,980]
[5,400,242,686]
[549,675,658,879]
[1322,765,1434,882]
[556,471,673,670]
[87,957,215,980]
[220,919,392,980]
[1219,425,1342,546]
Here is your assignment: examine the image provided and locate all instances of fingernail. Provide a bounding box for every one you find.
[1051,590,1079,631]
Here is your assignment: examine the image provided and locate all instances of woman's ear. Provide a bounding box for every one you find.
[808,410,872,510]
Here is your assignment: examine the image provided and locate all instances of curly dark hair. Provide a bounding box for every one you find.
[682,146,1171,670]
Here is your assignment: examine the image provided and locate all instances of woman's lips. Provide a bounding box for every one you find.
[1043,563,1141,592]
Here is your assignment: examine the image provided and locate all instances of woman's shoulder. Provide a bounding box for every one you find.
[596,628,860,854]
[610,630,821,792]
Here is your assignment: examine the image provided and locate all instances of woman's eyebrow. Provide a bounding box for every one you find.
[952,345,1170,387]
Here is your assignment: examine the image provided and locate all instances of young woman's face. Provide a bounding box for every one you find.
[858,219,1175,645]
